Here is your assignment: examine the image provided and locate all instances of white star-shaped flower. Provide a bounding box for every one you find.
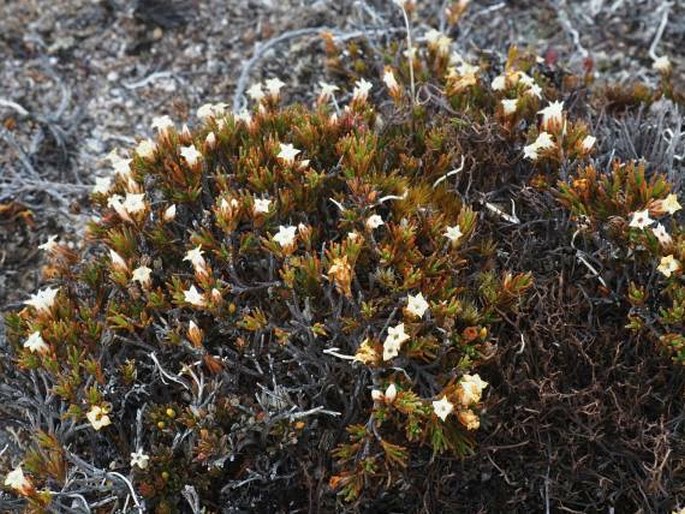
[184,285,206,307]
[501,98,518,115]
[425,28,442,45]
[106,150,132,178]
[652,223,672,245]
[265,77,286,97]
[25,287,59,313]
[23,331,49,354]
[657,254,680,278]
[523,143,540,160]
[86,405,111,431]
[4,465,31,493]
[432,396,454,421]
[352,79,373,101]
[444,224,463,243]
[662,193,682,215]
[183,245,207,272]
[253,198,272,215]
[383,323,410,361]
[151,115,174,133]
[538,100,565,131]
[246,83,265,102]
[180,144,202,166]
[517,72,535,88]
[581,135,596,152]
[135,138,157,159]
[652,55,671,73]
[131,266,152,286]
[273,225,298,248]
[318,81,339,99]
[629,209,655,229]
[534,131,555,150]
[366,214,384,230]
[277,143,301,164]
[38,235,59,253]
[130,449,150,469]
[491,75,506,91]
[122,192,146,214]
[406,292,429,318]
[382,68,399,91]
[197,104,214,119]
[526,82,543,99]
[92,176,112,195]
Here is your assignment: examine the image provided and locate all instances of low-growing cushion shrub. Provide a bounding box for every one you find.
[2,17,684,513]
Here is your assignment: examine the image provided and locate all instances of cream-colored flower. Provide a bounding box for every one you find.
[352,78,373,102]
[652,223,672,245]
[246,83,265,102]
[38,235,59,253]
[25,287,59,313]
[92,176,112,195]
[518,72,535,88]
[383,323,410,361]
[538,100,564,131]
[524,131,555,160]
[253,198,272,215]
[657,254,680,278]
[122,192,146,214]
[425,28,442,45]
[501,98,518,115]
[264,77,286,98]
[86,405,111,431]
[109,249,128,272]
[151,115,174,133]
[444,224,463,243]
[131,266,152,287]
[406,292,429,318]
[130,450,150,469]
[526,82,543,99]
[183,245,207,273]
[371,383,397,403]
[382,68,399,92]
[273,225,298,248]
[458,409,480,430]
[109,154,132,179]
[180,144,202,166]
[652,55,671,73]
[662,193,682,215]
[205,132,216,148]
[163,204,177,221]
[184,285,206,307]
[24,331,49,354]
[629,209,655,229]
[136,138,157,159]
[366,214,384,230]
[4,465,31,494]
[432,396,454,421]
[491,75,506,91]
[318,81,339,100]
[581,135,596,152]
[457,373,489,406]
[277,143,301,164]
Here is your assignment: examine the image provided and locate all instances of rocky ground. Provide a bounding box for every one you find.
[1,0,684,511]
